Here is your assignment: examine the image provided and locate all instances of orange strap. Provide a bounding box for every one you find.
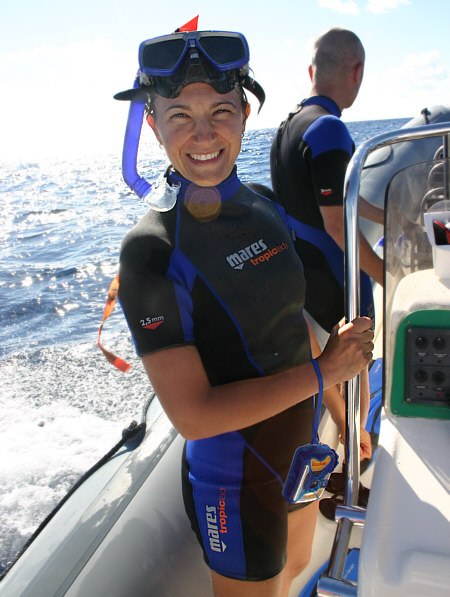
[97,274,131,372]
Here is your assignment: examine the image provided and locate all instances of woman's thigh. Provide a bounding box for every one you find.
[210,568,283,597]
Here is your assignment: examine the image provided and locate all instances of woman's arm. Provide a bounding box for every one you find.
[307,320,372,460]
[141,316,373,440]
[359,196,384,225]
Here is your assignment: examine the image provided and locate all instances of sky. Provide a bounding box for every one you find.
[0,0,449,160]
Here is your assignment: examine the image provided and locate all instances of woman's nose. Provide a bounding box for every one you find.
[192,117,215,142]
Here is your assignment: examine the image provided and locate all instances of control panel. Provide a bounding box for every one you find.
[405,327,450,407]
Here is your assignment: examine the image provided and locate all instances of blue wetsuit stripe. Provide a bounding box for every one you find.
[167,250,196,341]
[305,115,353,158]
[186,434,247,578]
[301,95,341,117]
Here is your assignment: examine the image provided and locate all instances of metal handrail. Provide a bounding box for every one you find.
[317,121,450,597]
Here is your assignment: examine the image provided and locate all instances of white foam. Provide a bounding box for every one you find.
[0,393,122,565]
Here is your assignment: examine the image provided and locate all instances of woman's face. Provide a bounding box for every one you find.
[149,83,250,187]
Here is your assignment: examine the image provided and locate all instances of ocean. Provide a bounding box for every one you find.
[0,117,409,573]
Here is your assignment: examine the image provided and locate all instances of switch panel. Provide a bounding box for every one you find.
[405,326,450,407]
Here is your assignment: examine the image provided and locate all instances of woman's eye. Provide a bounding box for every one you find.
[170,112,189,120]
[214,108,232,116]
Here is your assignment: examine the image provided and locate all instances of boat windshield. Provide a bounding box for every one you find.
[384,155,450,395]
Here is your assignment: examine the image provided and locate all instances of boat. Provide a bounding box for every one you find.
[311,108,450,597]
[0,106,449,596]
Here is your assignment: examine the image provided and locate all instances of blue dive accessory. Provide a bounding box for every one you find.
[139,31,250,76]
[283,359,339,504]
[114,30,264,107]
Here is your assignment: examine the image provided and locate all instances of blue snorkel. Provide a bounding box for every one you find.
[120,81,180,212]
[122,94,151,200]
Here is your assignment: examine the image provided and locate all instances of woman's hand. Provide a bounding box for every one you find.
[359,426,373,460]
[318,316,374,387]
[339,426,372,461]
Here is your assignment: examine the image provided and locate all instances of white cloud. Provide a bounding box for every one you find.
[0,38,134,160]
[366,0,410,14]
[318,0,410,16]
[350,50,450,121]
[390,51,448,88]
[318,0,360,15]
[404,51,447,86]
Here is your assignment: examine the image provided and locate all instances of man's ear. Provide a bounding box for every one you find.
[147,113,162,144]
[354,62,364,85]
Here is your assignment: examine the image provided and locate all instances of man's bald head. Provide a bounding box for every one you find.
[310,28,365,110]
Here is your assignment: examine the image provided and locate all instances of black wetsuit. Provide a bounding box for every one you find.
[270,95,374,333]
[119,169,315,581]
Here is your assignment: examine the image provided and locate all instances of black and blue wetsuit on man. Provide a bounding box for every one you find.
[119,169,315,581]
[270,95,374,333]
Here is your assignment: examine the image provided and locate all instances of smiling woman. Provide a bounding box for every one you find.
[113,21,374,597]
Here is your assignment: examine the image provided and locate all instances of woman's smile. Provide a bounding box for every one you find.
[188,150,223,162]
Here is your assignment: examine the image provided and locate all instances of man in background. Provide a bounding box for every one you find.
[270,27,383,341]
[270,30,383,505]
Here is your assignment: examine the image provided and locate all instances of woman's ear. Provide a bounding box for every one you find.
[147,113,162,144]
[242,103,251,132]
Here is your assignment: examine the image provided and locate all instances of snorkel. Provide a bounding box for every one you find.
[114,17,265,210]
[121,95,151,201]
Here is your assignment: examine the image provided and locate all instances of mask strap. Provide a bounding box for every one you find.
[242,75,265,113]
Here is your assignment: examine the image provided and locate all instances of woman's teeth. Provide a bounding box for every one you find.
[189,150,221,161]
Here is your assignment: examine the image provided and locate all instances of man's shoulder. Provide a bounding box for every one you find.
[306,111,346,133]
[303,114,353,156]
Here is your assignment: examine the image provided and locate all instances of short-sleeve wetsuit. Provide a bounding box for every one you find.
[270,95,374,333]
[119,169,315,581]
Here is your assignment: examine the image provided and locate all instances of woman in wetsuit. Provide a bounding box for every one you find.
[115,25,373,597]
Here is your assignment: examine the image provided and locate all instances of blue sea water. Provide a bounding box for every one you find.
[0,118,408,572]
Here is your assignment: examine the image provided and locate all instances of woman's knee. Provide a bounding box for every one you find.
[285,544,313,580]
[285,501,319,579]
